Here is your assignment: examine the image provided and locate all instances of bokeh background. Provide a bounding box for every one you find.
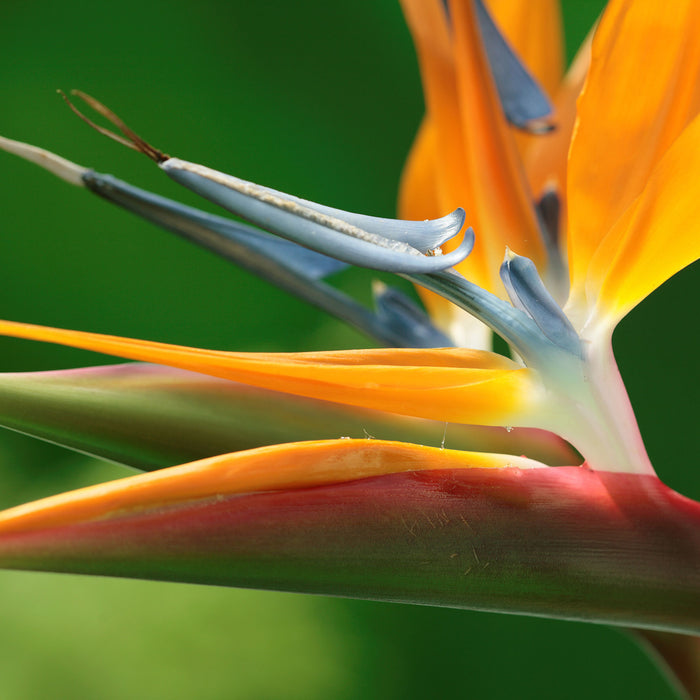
[0,1,697,697]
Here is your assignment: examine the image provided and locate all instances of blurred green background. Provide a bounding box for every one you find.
[0,1,697,698]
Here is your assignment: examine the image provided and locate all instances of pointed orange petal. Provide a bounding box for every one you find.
[486,0,564,97]
[488,0,569,191]
[448,0,546,285]
[524,33,591,204]
[398,117,442,223]
[401,0,545,293]
[567,0,700,298]
[0,439,545,536]
[400,1,495,344]
[587,113,700,325]
[399,0,547,349]
[398,115,493,348]
[0,320,539,427]
[397,117,456,330]
[399,0,472,223]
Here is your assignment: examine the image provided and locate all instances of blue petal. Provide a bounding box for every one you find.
[499,252,581,356]
[83,172,346,281]
[250,183,467,252]
[408,267,583,381]
[473,0,554,131]
[410,268,546,361]
[372,282,453,348]
[82,171,445,348]
[160,158,473,274]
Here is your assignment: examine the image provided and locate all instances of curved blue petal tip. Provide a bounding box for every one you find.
[500,252,581,356]
[161,158,472,274]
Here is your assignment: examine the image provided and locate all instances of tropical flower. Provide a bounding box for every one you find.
[0,0,699,693]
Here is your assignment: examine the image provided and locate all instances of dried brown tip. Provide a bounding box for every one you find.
[58,90,169,163]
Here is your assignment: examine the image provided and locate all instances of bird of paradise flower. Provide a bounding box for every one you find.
[0,0,699,697]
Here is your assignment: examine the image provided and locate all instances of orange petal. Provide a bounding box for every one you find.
[398,117,442,224]
[398,1,472,230]
[400,0,545,293]
[448,0,546,286]
[0,320,539,427]
[398,116,493,348]
[488,0,569,188]
[567,0,700,299]
[399,1,495,344]
[524,32,591,204]
[397,117,456,328]
[587,112,700,325]
[0,439,545,536]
